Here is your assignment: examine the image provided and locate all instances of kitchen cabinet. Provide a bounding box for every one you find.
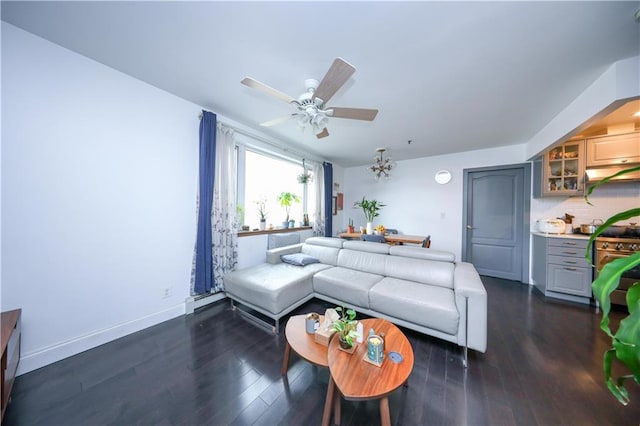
[586,132,640,167]
[532,234,592,304]
[533,140,585,197]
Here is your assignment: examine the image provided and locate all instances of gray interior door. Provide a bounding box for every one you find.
[462,165,530,282]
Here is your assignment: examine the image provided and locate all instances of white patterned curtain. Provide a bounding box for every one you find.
[211,124,238,292]
[189,123,238,295]
[312,162,325,236]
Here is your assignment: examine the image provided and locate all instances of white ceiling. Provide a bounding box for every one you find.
[2,1,639,167]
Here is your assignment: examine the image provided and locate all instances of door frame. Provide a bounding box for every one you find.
[461,163,531,283]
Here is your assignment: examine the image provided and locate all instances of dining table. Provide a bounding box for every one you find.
[337,232,427,246]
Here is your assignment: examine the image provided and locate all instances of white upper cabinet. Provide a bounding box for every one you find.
[586,132,640,167]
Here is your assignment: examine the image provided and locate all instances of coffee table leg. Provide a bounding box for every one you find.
[281,341,291,376]
[334,388,341,426]
[380,397,391,426]
[322,378,335,426]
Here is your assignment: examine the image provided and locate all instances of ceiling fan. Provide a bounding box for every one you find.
[241,58,378,139]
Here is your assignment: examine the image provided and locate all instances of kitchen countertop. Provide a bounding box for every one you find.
[531,232,592,240]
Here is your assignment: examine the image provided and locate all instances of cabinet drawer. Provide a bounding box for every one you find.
[548,254,590,268]
[547,264,592,297]
[548,238,588,250]
[548,245,587,258]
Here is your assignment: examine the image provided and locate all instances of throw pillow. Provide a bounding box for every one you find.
[281,253,320,266]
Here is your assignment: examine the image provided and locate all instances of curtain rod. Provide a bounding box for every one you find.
[198,113,321,164]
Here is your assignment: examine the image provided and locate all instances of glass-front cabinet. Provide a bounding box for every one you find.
[542,140,585,196]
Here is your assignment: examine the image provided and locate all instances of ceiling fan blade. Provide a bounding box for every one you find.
[316,128,330,139]
[241,77,296,104]
[313,58,356,104]
[260,114,295,127]
[329,107,378,121]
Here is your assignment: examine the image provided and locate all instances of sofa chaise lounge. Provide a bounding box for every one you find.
[223,237,487,365]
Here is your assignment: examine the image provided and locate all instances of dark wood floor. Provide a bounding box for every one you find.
[5,276,640,425]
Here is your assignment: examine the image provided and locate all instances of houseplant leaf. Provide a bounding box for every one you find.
[592,254,640,337]
[584,164,640,403]
[585,208,640,264]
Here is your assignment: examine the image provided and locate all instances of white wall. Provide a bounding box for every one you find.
[343,144,527,261]
[1,23,200,374]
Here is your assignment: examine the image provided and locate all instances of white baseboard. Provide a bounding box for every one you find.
[17,304,185,376]
[185,292,226,314]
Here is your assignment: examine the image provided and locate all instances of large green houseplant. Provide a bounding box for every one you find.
[585,165,640,405]
[354,196,385,227]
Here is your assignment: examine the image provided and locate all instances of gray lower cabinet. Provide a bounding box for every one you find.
[532,234,593,304]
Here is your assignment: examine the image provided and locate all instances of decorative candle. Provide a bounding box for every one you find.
[305,313,320,334]
[367,335,384,364]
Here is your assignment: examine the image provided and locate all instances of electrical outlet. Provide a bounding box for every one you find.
[163,287,171,299]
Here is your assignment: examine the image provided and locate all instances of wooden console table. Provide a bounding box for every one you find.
[1,309,21,421]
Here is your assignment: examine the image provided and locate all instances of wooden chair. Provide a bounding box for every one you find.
[421,235,431,248]
[361,234,387,243]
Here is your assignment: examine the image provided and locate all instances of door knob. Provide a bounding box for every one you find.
[466,225,474,230]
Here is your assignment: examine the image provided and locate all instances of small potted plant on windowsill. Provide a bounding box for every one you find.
[255,197,268,231]
[332,305,359,351]
[277,192,300,229]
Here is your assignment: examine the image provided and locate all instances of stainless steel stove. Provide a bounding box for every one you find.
[595,236,640,254]
[595,230,640,307]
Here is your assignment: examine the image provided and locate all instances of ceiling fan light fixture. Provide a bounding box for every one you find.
[312,112,329,128]
[241,58,378,139]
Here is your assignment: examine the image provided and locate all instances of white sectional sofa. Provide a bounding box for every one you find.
[224,237,487,365]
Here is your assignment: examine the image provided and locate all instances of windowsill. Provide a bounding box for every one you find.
[237,226,313,237]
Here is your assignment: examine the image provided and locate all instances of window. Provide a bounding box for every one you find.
[238,149,316,230]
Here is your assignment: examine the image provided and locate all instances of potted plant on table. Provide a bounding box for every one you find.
[354,196,386,235]
[332,305,359,350]
[585,165,640,405]
[277,192,300,229]
[347,218,355,234]
[255,197,268,230]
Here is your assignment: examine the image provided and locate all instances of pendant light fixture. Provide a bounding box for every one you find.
[369,148,394,180]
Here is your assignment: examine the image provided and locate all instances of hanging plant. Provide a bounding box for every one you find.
[297,159,313,184]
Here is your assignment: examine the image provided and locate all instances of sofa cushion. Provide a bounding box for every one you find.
[301,244,341,266]
[343,240,390,254]
[281,253,320,266]
[385,256,455,289]
[369,277,459,335]
[313,267,384,308]
[224,262,330,315]
[268,233,300,249]
[304,237,345,248]
[389,246,455,262]
[337,249,387,275]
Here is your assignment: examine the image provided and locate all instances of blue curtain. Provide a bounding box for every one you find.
[323,162,333,237]
[193,111,217,294]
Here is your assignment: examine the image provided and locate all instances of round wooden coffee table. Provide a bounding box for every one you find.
[322,318,414,426]
[281,314,328,375]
